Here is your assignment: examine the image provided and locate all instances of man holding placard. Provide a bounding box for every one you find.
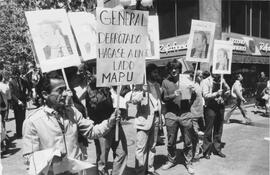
[201,67,230,159]
[161,59,195,174]
[95,7,149,175]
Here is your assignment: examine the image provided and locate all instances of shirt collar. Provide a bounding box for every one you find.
[43,106,58,116]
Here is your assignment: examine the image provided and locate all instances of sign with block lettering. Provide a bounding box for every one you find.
[96,8,149,87]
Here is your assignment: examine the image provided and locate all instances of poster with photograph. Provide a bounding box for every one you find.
[212,40,233,74]
[145,15,160,60]
[186,20,216,63]
[96,8,149,87]
[68,12,97,61]
[25,9,81,72]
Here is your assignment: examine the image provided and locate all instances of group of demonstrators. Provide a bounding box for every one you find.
[2,58,264,175]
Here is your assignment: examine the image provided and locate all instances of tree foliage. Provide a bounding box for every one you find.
[0,0,96,75]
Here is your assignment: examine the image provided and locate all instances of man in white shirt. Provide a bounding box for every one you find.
[200,68,230,159]
[224,73,251,124]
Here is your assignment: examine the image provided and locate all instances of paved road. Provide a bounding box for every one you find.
[1,105,269,175]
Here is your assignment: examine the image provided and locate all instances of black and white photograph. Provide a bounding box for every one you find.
[186,19,216,63]
[212,40,233,74]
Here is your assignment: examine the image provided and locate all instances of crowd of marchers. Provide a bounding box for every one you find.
[0,59,269,175]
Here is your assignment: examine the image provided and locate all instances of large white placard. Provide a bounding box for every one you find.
[212,40,233,74]
[96,8,149,87]
[146,15,160,60]
[25,9,81,72]
[68,12,97,61]
[186,20,216,63]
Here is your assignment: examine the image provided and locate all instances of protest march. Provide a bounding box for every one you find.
[0,1,269,175]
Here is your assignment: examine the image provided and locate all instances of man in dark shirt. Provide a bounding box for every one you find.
[9,66,30,138]
[86,77,127,175]
[161,59,195,174]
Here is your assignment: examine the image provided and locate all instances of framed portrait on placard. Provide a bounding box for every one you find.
[186,20,216,63]
[25,9,81,72]
[68,12,97,61]
[212,40,233,74]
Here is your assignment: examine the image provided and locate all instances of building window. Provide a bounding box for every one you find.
[157,0,199,39]
[261,2,270,38]
[157,0,176,39]
[230,1,246,35]
[177,0,199,35]
[222,1,270,39]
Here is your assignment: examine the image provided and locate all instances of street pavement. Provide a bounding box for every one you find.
[1,104,269,175]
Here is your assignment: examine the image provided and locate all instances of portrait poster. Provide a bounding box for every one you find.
[25,9,81,72]
[186,20,216,63]
[68,12,97,61]
[145,15,160,60]
[212,40,233,74]
[96,8,149,87]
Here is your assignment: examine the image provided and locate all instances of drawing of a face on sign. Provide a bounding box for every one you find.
[39,21,73,60]
[190,30,210,59]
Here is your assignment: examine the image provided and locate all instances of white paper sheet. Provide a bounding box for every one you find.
[53,157,95,174]
[179,74,194,100]
[29,148,61,175]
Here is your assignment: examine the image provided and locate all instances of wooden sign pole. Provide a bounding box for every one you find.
[193,62,198,83]
[220,74,223,90]
[115,85,121,141]
[61,68,70,90]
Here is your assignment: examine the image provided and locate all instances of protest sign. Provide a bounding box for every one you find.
[186,20,216,63]
[25,9,81,72]
[179,74,193,100]
[96,8,149,87]
[68,12,97,61]
[146,15,160,60]
[212,40,233,74]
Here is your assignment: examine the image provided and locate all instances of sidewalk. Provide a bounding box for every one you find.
[1,104,269,175]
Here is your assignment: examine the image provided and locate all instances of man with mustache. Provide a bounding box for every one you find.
[22,72,119,175]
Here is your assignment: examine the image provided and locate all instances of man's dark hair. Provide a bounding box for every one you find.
[202,70,210,79]
[0,73,3,82]
[40,71,64,93]
[146,63,158,79]
[166,59,182,73]
[235,73,242,80]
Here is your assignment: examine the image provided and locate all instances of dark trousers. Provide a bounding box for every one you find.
[203,106,225,155]
[13,104,26,137]
[94,124,127,175]
[225,98,247,121]
[1,110,7,128]
[165,112,194,165]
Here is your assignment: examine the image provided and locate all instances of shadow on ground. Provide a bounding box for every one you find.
[1,134,21,159]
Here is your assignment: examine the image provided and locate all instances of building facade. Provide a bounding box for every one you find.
[157,0,270,96]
